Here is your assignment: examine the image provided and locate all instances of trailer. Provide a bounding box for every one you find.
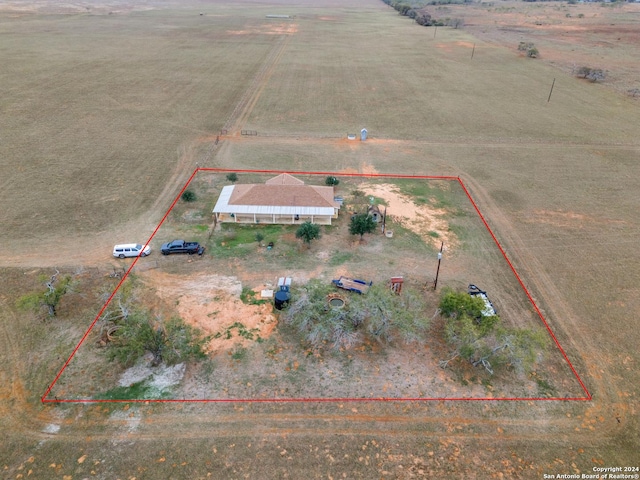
[332,276,372,294]
[468,284,497,317]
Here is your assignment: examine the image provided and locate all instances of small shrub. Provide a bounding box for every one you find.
[181,190,197,202]
[231,344,247,360]
[95,381,169,400]
[518,42,538,58]
[518,41,534,52]
[587,68,606,82]
[325,176,340,186]
[576,66,606,82]
[226,172,238,183]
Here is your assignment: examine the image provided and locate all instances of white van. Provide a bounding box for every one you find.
[112,243,151,258]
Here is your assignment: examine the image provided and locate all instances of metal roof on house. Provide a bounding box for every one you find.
[213,174,340,216]
[213,185,336,216]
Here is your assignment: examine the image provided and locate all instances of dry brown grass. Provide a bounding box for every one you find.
[1,0,639,477]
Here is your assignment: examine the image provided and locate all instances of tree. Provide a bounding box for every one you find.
[97,277,208,367]
[282,281,428,352]
[17,269,73,318]
[415,10,432,26]
[349,189,370,213]
[226,172,238,183]
[349,213,377,240]
[394,3,412,16]
[518,41,534,52]
[449,17,464,29]
[439,288,485,319]
[325,176,340,186]
[296,221,321,247]
[576,66,592,78]
[108,313,208,367]
[352,284,428,345]
[576,66,606,83]
[518,41,537,57]
[586,68,606,83]
[438,289,547,375]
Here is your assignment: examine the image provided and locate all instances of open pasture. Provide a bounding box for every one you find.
[1,0,639,477]
[44,172,586,403]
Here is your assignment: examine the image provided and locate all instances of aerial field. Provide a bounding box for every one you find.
[45,171,585,403]
[1,0,639,478]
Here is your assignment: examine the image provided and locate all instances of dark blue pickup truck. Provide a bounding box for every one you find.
[160,240,204,256]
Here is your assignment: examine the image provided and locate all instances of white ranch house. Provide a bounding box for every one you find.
[212,173,341,225]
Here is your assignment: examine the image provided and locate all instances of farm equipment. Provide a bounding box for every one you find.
[332,276,372,294]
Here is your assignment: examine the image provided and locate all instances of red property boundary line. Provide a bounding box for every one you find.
[41,168,591,404]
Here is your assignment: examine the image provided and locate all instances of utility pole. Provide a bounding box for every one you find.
[382,206,387,234]
[433,242,444,290]
[547,78,556,103]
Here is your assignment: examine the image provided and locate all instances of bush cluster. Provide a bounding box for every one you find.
[438,288,547,375]
[518,41,539,58]
[575,66,606,83]
[282,280,428,352]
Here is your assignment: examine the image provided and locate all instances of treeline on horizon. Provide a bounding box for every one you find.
[381,0,466,27]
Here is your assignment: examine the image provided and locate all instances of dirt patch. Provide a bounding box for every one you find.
[226,23,298,36]
[139,270,277,355]
[524,209,627,229]
[360,183,458,251]
[118,362,186,390]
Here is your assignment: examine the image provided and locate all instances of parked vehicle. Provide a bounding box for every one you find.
[113,243,151,259]
[160,239,204,255]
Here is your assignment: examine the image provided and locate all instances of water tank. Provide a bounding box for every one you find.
[274,290,291,310]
